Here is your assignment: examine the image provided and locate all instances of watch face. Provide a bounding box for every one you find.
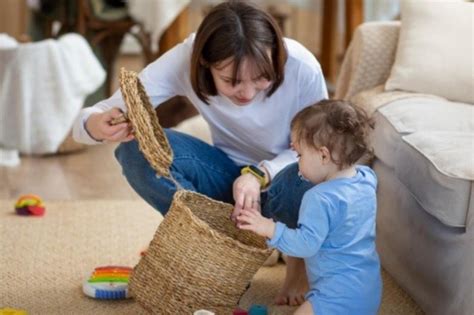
[249,165,265,177]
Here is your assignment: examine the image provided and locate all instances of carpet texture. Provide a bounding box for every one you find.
[0,200,423,314]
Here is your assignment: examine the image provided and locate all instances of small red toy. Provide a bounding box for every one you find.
[14,194,46,216]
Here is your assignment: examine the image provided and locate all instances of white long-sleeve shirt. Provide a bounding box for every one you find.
[73,34,328,179]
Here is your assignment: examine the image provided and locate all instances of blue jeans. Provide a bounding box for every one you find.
[115,129,313,228]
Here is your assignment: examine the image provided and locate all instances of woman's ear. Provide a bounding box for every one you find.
[200,57,209,68]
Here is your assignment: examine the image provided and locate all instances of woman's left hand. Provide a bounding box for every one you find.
[231,174,261,223]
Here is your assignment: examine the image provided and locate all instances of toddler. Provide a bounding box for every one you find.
[237,100,381,315]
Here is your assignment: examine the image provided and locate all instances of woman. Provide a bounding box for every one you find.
[73,0,328,305]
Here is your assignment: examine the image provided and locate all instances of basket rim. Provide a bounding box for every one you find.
[173,190,273,255]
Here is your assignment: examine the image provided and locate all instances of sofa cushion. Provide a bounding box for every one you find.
[373,97,474,227]
[385,0,474,104]
[378,97,474,134]
[403,132,474,181]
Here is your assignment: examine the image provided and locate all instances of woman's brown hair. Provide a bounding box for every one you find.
[291,100,375,168]
[190,0,287,104]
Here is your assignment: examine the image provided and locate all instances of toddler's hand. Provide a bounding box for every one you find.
[237,207,275,239]
[85,108,134,142]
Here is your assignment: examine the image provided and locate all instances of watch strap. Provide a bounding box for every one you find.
[241,165,268,188]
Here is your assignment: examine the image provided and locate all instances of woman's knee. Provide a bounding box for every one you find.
[262,163,313,227]
[114,140,182,214]
[115,140,139,167]
[269,163,300,191]
[266,163,305,203]
[114,129,185,176]
[114,129,183,170]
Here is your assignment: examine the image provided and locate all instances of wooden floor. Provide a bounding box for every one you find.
[0,143,140,200]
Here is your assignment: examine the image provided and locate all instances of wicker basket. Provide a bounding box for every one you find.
[118,68,272,314]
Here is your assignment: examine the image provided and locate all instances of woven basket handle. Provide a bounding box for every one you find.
[110,113,129,125]
[118,68,174,178]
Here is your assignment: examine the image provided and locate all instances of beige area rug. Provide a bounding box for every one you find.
[0,200,423,314]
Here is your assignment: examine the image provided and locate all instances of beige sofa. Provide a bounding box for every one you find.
[336,21,473,315]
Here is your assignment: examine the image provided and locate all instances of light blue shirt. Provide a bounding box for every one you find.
[268,166,381,315]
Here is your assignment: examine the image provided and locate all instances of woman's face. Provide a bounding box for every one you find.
[210,56,272,106]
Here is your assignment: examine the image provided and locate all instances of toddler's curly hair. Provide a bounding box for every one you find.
[291,100,375,169]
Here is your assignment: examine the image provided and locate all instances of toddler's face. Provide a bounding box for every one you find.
[210,56,272,106]
[291,135,329,185]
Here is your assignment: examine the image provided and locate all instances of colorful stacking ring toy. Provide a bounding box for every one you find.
[82,266,132,300]
[14,194,45,216]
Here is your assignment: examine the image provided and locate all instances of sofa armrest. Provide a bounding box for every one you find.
[335,21,400,100]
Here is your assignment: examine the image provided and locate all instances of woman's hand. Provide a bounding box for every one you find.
[231,173,261,223]
[237,207,275,239]
[85,108,134,142]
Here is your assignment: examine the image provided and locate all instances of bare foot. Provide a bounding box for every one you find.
[274,257,308,306]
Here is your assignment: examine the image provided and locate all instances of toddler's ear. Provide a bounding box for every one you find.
[320,146,331,163]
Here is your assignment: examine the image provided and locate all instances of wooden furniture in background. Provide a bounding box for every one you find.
[268,5,290,35]
[146,6,198,128]
[321,0,364,85]
[73,0,195,127]
[345,0,364,47]
[130,6,191,65]
[0,0,29,40]
[75,1,190,97]
[76,0,136,96]
[158,6,190,56]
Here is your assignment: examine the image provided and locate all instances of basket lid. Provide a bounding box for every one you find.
[118,68,173,177]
